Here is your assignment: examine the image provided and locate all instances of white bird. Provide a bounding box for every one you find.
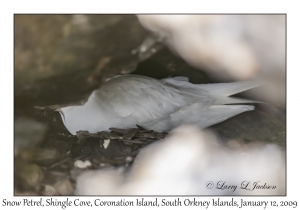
[58,75,259,135]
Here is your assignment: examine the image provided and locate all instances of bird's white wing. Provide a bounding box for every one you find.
[90,75,210,122]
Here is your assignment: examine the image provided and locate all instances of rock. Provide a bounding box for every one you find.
[14,118,47,158]
[15,163,44,191]
[75,125,285,195]
[53,178,74,195]
[137,15,286,109]
[211,104,286,147]
[70,168,85,181]
[74,160,92,169]
[14,117,48,194]
[15,15,150,108]
[33,148,60,166]
[43,185,58,196]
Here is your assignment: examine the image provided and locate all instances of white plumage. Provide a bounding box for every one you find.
[58,75,259,135]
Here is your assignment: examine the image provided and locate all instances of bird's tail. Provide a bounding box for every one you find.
[163,77,261,97]
[163,77,261,105]
[196,80,261,97]
[197,81,261,105]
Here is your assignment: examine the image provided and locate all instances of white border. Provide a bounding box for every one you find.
[2,0,299,209]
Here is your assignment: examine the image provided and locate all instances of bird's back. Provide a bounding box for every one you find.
[92,75,207,119]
